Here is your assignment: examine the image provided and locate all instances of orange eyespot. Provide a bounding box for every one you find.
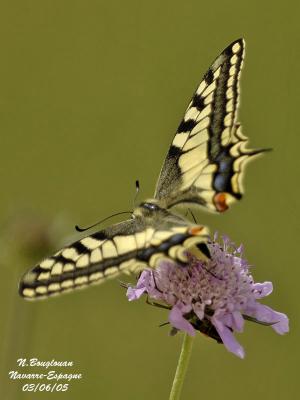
[213,192,228,212]
[188,226,204,235]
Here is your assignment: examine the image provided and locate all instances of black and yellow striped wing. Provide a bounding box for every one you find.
[155,39,263,212]
[19,217,209,299]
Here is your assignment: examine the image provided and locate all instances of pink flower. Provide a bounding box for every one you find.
[127,235,289,358]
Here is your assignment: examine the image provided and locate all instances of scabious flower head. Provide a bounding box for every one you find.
[126,234,289,358]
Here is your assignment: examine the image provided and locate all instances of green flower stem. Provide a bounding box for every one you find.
[169,333,195,400]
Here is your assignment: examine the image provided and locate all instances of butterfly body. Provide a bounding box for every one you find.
[19,38,266,300]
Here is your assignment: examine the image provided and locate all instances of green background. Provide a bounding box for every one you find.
[0,1,298,399]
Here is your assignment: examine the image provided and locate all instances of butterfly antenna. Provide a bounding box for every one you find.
[133,179,140,208]
[75,211,132,232]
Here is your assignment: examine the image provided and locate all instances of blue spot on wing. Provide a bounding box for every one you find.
[214,174,227,191]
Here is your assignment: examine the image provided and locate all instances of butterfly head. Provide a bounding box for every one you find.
[140,201,159,211]
[133,199,180,223]
[133,199,164,217]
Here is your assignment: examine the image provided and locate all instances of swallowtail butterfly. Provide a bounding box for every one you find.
[20,38,265,299]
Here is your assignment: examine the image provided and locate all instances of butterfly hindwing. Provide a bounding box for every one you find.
[19,214,209,299]
[155,38,261,212]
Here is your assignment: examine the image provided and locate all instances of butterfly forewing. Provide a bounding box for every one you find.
[20,216,209,299]
[19,219,139,299]
[155,39,261,212]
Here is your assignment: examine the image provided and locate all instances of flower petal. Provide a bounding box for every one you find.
[232,311,245,332]
[253,282,273,298]
[126,270,151,301]
[245,303,289,334]
[271,312,289,334]
[169,305,195,336]
[212,318,245,359]
[236,243,244,254]
[192,302,205,321]
[126,286,146,301]
[213,311,244,333]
